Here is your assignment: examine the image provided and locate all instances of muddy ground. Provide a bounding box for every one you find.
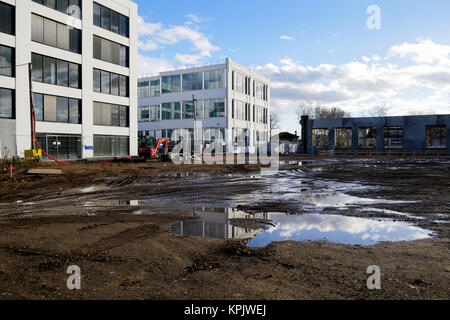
[0,157,449,300]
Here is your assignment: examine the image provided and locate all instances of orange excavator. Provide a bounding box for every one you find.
[138,136,171,162]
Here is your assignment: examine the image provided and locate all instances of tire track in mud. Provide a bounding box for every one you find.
[82,224,161,252]
[0,223,162,272]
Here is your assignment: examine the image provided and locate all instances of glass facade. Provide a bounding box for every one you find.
[94,135,129,157]
[93,69,128,97]
[93,102,129,127]
[150,80,160,97]
[93,36,129,67]
[161,75,181,93]
[31,14,82,54]
[93,2,129,38]
[0,45,14,77]
[182,72,203,91]
[182,101,195,119]
[204,70,225,89]
[204,99,225,118]
[33,93,81,124]
[162,102,181,120]
[36,134,82,160]
[138,81,149,98]
[139,105,160,123]
[0,88,14,119]
[0,2,14,35]
[32,0,82,19]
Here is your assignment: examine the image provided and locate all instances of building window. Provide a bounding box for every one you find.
[182,101,195,119]
[36,134,82,160]
[32,54,81,89]
[31,14,82,54]
[93,102,129,127]
[33,93,44,121]
[57,60,69,86]
[138,81,149,98]
[254,105,264,123]
[0,45,14,77]
[384,126,403,148]
[182,72,203,91]
[162,102,181,120]
[162,75,181,94]
[0,88,14,119]
[93,36,129,67]
[43,56,57,85]
[335,128,352,149]
[204,99,225,118]
[232,100,247,121]
[204,70,225,89]
[139,105,160,123]
[93,2,129,38]
[255,81,264,100]
[426,126,447,148]
[313,129,329,149]
[93,69,128,97]
[234,72,246,94]
[0,2,14,35]
[203,128,225,145]
[33,93,81,124]
[69,63,80,88]
[150,80,160,97]
[32,0,82,18]
[358,127,377,149]
[94,135,129,157]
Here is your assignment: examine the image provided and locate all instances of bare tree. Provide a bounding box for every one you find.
[298,102,349,119]
[270,114,280,131]
[369,102,390,117]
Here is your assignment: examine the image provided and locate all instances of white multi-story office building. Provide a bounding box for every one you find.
[138,58,270,154]
[0,0,138,160]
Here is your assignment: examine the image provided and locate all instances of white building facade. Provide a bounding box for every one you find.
[138,58,270,154]
[0,0,138,160]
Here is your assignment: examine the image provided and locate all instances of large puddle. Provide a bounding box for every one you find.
[168,207,433,247]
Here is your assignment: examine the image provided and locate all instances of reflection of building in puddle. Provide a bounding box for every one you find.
[84,200,140,207]
[168,207,270,240]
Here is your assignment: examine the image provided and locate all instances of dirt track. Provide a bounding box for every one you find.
[0,158,449,300]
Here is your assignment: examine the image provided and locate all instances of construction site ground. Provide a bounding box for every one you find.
[0,157,448,300]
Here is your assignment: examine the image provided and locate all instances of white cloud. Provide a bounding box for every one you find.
[388,38,450,66]
[138,55,173,76]
[256,39,450,117]
[280,35,294,41]
[185,14,211,24]
[137,15,220,65]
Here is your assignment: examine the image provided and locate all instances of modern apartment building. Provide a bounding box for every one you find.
[0,0,138,160]
[138,58,270,154]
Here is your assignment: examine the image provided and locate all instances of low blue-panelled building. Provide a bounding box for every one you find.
[300,114,450,154]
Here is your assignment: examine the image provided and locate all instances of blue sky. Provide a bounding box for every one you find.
[136,0,450,133]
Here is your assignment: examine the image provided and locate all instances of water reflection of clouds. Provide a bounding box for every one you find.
[248,213,432,247]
